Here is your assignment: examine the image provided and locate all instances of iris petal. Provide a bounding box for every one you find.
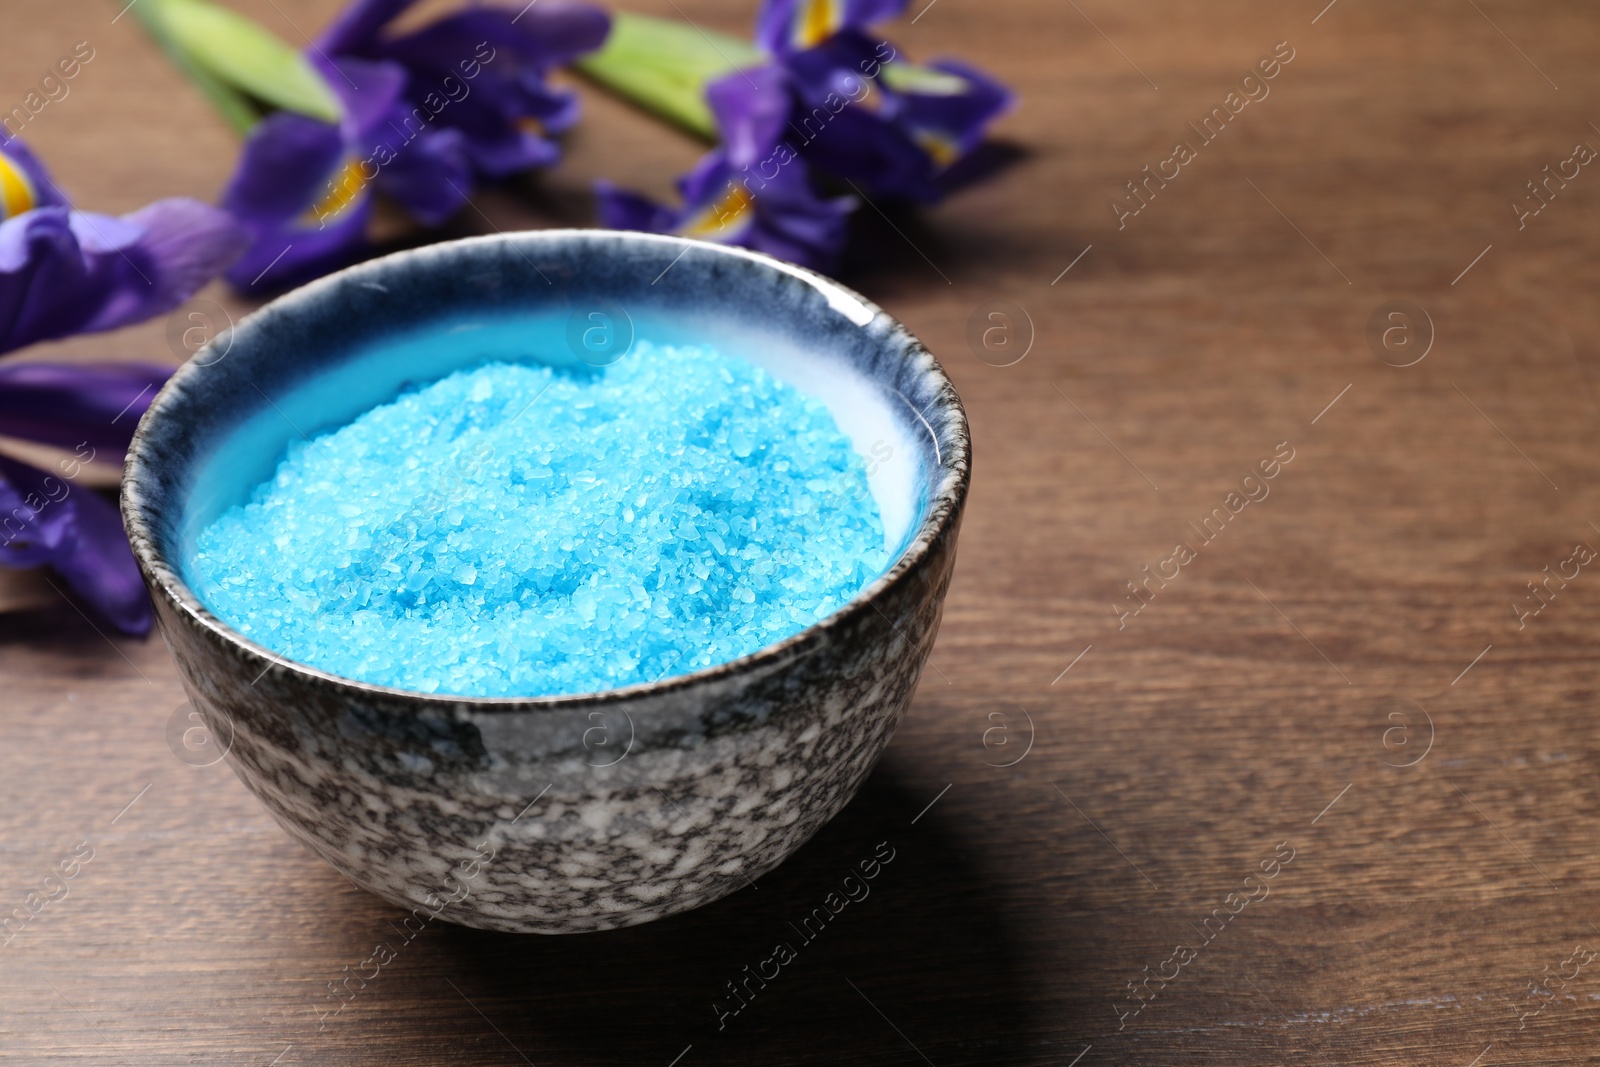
[220,111,368,292]
[0,201,246,356]
[373,123,473,226]
[223,195,371,294]
[223,112,346,225]
[80,199,251,334]
[222,0,608,293]
[776,33,1013,200]
[598,149,853,271]
[316,0,418,56]
[897,57,1014,160]
[707,65,793,172]
[0,454,152,634]
[322,56,409,141]
[0,362,171,455]
[0,138,240,636]
[375,5,607,176]
[0,457,75,570]
[594,181,681,234]
[679,183,757,242]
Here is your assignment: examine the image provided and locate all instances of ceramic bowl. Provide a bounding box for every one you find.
[122,230,969,934]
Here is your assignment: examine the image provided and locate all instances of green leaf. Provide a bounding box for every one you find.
[879,61,970,96]
[128,0,260,134]
[574,12,766,141]
[144,0,343,124]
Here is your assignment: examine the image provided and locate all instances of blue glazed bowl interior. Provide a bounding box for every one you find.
[160,233,942,689]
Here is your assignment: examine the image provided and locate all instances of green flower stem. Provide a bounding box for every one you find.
[573,11,766,142]
[129,0,259,135]
[127,0,345,134]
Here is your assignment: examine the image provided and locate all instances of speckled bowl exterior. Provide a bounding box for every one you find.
[122,230,969,934]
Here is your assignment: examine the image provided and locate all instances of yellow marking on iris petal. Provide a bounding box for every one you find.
[0,152,38,221]
[679,183,755,242]
[304,158,369,226]
[518,116,546,137]
[913,129,962,168]
[794,0,843,49]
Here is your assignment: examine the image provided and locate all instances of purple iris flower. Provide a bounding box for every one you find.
[597,148,853,270]
[226,0,609,293]
[596,0,1011,264]
[322,0,610,180]
[0,361,172,458]
[2,139,247,355]
[759,0,1015,203]
[780,29,1013,201]
[221,56,408,292]
[0,137,244,634]
[0,451,148,635]
[0,364,170,635]
[595,65,854,270]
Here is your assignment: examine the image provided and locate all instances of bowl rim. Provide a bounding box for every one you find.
[122,229,970,711]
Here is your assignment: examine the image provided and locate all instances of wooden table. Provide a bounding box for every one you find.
[4,0,1599,1063]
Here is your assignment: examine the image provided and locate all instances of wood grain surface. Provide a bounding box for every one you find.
[4,1,1600,1063]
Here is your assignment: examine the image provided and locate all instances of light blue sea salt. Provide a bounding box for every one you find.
[190,342,890,697]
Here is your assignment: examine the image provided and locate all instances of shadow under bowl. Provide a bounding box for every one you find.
[122,229,969,934]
